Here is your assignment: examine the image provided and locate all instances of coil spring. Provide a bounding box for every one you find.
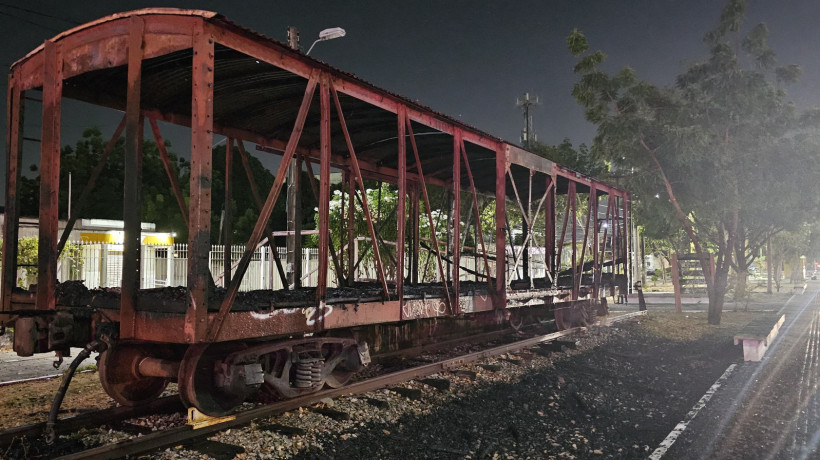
[294,358,324,388]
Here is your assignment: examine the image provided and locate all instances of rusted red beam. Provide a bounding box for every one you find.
[331,82,390,299]
[36,40,62,312]
[396,107,407,302]
[346,172,355,285]
[316,81,332,307]
[545,174,556,280]
[576,185,594,297]
[148,118,189,227]
[452,130,462,311]
[235,140,288,289]
[458,138,493,292]
[570,183,578,298]
[591,188,600,298]
[410,185,420,285]
[2,73,23,313]
[405,116,452,309]
[223,137,233,287]
[121,17,145,338]
[187,22,216,343]
[555,182,572,281]
[301,157,344,286]
[208,74,319,342]
[495,146,506,300]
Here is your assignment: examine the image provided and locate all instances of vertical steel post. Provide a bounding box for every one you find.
[591,188,599,298]
[451,130,461,311]
[121,17,145,337]
[2,73,23,313]
[36,40,62,312]
[223,138,233,286]
[316,81,331,307]
[396,107,407,302]
[495,146,506,305]
[545,174,556,283]
[187,22,215,342]
[570,182,577,299]
[346,171,355,286]
[411,184,420,285]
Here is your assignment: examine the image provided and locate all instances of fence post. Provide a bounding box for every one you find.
[100,244,108,287]
[166,244,173,287]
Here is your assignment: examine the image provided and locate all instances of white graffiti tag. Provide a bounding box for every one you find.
[302,305,334,327]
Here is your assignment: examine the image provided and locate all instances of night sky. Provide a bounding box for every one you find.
[1,0,819,201]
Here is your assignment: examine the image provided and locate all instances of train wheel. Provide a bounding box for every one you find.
[178,343,246,416]
[99,344,168,407]
[323,344,358,389]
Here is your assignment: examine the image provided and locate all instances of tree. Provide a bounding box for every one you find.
[567,0,820,324]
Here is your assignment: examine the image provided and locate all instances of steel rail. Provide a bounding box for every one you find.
[52,311,646,459]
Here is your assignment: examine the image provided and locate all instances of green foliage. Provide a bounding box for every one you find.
[567,0,820,323]
[0,237,82,287]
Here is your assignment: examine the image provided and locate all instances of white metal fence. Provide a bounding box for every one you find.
[52,241,502,291]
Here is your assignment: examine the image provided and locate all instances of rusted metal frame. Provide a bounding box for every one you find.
[458,138,493,292]
[143,107,449,189]
[330,82,390,299]
[2,73,23,313]
[575,185,595,298]
[316,81,332,307]
[612,194,620,280]
[526,171,533,287]
[555,184,572,283]
[208,74,319,342]
[35,40,62,312]
[396,107,407,303]
[507,181,553,286]
[405,116,452,308]
[570,182,578,299]
[495,147,506,299]
[600,194,614,297]
[591,188,600,299]
[235,140,288,289]
[147,118,189,227]
[339,171,346,282]
[187,22,216,343]
[57,117,126,255]
[121,16,145,338]
[452,130,462,312]
[209,24,498,151]
[544,174,556,284]
[346,172,355,285]
[351,192,399,269]
[301,157,344,286]
[13,15,199,91]
[411,184,420,285]
[223,137,233,287]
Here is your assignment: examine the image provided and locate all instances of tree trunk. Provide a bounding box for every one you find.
[733,270,748,302]
[708,260,731,325]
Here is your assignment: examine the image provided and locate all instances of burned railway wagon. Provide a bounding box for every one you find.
[1,9,633,416]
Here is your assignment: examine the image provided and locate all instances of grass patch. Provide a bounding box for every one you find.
[640,311,757,341]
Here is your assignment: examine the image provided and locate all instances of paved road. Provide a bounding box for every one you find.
[0,347,95,383]
[663,281,820,459]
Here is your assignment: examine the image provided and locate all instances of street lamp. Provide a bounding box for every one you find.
[306,27,346,55]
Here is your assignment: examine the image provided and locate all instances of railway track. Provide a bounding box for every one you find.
[0,311,645,459]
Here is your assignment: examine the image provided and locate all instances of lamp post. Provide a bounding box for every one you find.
[306,27,346,55]
[284,26,346,288]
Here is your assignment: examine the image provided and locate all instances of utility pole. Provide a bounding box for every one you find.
[286,26,302,288]
[516,92,539,149]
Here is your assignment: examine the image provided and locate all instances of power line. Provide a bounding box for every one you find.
[0,11,61,33]
[0,2,81,26]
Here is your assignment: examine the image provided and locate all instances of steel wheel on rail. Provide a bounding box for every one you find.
[99,343,168,407]
[178,343,247,417]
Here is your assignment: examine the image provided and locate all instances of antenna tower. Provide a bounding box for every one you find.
[516,92,539,149]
